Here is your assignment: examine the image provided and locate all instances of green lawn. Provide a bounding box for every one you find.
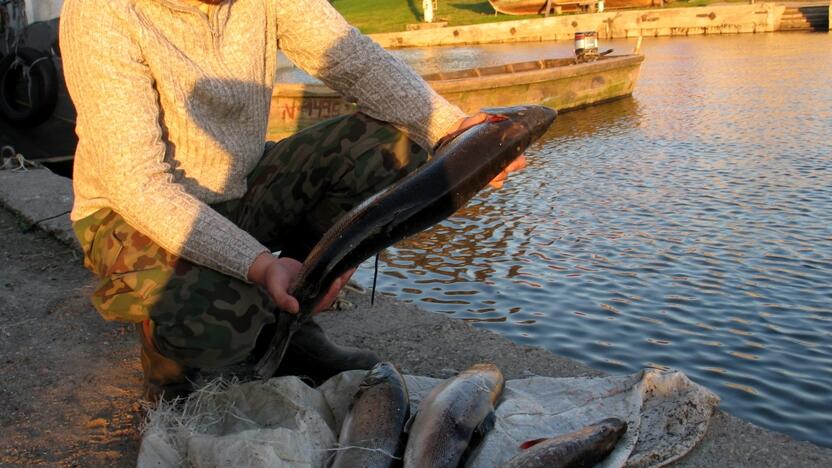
[331,0,538,34]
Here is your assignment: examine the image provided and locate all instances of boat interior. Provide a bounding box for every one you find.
[422,55,623,81]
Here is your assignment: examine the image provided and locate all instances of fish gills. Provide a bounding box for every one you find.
[403,363,505,468]
[505,418,628,468]
[331,362,411,468]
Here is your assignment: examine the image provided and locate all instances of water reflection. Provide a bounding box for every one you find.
[353,33,832,447]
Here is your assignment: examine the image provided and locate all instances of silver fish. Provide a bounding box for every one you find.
[403,363,505,468]
[505,417,628,468]
[331,362,410,468]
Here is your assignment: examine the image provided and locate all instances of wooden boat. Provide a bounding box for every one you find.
[602,0,657,9]
[487,0,655,15]
[490,0,556,15]
[268,54,644,140]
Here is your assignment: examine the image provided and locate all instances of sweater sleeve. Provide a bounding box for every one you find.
[273,0,467,151]
[61,0,269,281]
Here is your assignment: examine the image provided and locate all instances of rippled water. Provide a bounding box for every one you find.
[348,33,832,446]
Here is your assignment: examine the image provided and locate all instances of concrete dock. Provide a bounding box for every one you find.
[1,167,831,465]
[368,2,829,48]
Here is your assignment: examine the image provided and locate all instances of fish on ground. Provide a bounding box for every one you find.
[403,363,505,468]
[255,105,557,378]
[331,362,411,468]
[505,417,628,468]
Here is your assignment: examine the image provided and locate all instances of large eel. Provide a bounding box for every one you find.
[255,105,557,378]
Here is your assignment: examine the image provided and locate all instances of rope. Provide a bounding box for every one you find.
[371,252,380,306]
[0,144,39,171]
[0,145,67,232]
[22,210,71,233]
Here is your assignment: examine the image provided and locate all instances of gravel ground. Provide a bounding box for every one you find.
[0,208,142,466]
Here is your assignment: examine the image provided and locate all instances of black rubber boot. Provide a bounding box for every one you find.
[276,319,381,385]
[138,321,196,403]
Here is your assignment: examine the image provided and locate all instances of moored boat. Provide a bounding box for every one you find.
[602,0,657,9]
[268,54,644,140]
[487,0,655,15]
[489,0,555,15]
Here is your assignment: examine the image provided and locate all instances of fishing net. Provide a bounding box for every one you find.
[138,369,718,467]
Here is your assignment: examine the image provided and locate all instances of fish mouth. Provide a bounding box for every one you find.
[597,417,628,434]
[463,363,505,403]
[484,105,557,142]
[596,417,629,449]
[362,361,398,385]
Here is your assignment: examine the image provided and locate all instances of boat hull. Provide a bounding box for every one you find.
[489,0,551,15]
[603,0,656,9]
[487,0,655,15]
[268,54,643,140]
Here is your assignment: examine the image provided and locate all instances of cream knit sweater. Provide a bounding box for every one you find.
[61,0,466,281]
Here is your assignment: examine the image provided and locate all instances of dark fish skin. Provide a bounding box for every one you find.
[255,105,556,377]
[403,363,505,468]
[331,362,410,468]
[505,418,628,468]
[294,105,556,306]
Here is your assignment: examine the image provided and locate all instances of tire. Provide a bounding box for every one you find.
[0,47,59,127]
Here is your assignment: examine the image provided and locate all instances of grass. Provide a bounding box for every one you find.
[331,0,539,34]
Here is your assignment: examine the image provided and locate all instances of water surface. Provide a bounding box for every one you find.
[348,33,832,446]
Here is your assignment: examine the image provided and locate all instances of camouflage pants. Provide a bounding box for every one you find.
[73,113,429,369]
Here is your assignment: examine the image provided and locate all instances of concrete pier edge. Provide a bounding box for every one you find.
[1,167,830,466]
[366,2,830,49]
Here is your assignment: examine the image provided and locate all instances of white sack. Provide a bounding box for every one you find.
[139,369,718,468]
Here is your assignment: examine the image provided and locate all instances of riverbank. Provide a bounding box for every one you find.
[369,2,790,48]
[335,0,784,34]
[338,0,829,41]
[1,167,831,465]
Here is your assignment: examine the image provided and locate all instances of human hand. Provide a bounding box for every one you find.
[451,112,489,134]
[248,252,356,314]
[488,154,527,189]
[447,112,527,190]
[248,252,303,313]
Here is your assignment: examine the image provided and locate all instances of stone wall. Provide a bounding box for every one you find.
[370,3,787,48]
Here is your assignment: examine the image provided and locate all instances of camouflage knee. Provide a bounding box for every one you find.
[234,112,430,249]
[73,209,275,368]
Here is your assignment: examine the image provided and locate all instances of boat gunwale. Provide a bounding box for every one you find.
[488,0,549,16]
[428,54,644,92]
[274,54,644,98]
[487,0,653,14]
